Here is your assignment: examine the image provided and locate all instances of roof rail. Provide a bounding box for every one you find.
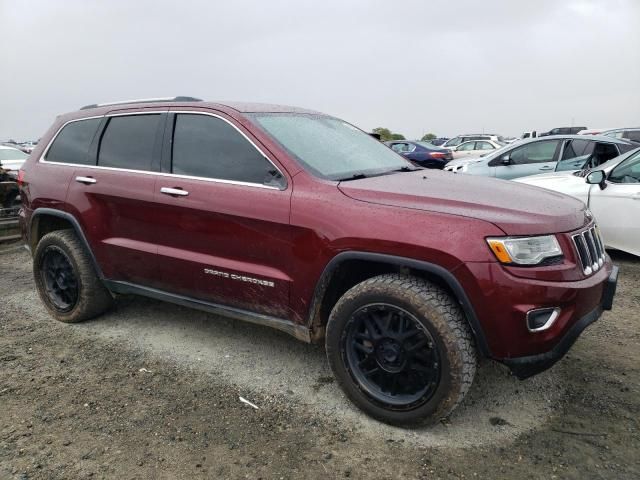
[80,96,203,110]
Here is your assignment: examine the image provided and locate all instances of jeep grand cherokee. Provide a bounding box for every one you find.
[18,97,618,425]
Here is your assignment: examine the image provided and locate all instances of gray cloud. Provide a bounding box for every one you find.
[1,0,639,140]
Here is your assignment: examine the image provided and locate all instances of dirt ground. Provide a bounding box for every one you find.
[1,243,638,479]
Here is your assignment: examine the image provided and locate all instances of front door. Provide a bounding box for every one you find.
[589,152,640,256]
[493,139,561,179]
[151,110,294,318]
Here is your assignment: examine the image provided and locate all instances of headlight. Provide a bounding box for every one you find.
[486,235,562,265]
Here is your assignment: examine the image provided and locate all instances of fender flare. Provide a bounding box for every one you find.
[307,251,491,358]
[30,207,105,279]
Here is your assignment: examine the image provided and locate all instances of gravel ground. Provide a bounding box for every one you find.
[1,243,639,479]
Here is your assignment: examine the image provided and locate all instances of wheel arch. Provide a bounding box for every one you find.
[307,251,491,357]
[29,208,105,279]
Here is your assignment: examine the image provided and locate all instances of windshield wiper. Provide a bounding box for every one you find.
[336,166,418,181]
[393,166,419,172]
[336,173,368,181]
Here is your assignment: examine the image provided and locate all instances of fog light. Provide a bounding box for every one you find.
[526,308,561,332]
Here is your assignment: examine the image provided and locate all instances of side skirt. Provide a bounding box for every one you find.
[103,280,311,343]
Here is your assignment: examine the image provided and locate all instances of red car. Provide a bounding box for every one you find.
[18,97,618,425]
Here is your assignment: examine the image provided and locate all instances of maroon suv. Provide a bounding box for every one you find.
[19,97,618,425]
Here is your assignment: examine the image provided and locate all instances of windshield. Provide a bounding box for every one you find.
[249,114,411,180]
[0,148,28,160]
[443,137,462,147]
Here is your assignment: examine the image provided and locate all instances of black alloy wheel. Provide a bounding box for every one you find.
[343,303,441,410]
[39,245,79,312]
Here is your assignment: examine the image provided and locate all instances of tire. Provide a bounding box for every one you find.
[33,229,113,323]
[325,274,476,426]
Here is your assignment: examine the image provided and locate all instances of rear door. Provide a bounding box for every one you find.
[151,109,293,318]
[64,111,165,285]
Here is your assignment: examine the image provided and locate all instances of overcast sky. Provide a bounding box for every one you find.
[1,0,639,141]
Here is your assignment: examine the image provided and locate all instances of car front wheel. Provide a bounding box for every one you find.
[325,274,476,426]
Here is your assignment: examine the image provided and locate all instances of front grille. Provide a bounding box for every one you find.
[572,225,606,275]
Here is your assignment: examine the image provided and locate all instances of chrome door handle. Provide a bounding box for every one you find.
[160,187,189,197]
[539,166,553,170]
[75,176,96,184]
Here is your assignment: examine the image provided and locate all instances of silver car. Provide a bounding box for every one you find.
[443,135,635,179]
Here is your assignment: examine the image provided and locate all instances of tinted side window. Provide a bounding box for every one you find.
[45,118,101,165]
[98,115,161,170]
[510,140,560,165]
[171,114,279,186]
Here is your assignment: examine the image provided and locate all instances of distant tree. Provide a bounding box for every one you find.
[372,127,405,142]
[420,133,437,142]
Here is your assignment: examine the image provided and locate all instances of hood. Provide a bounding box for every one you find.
[514,171,585,187]
[338,170,588,235]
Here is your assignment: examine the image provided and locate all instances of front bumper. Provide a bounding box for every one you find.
[501,265,618,379]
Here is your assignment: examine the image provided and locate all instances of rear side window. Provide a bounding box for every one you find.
[98,114,161,170]
[476,141,495,150]
[45,118,101,165]
[561,139,589,160]
[171,113,279,186]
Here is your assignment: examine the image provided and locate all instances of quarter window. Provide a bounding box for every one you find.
[45,118,101,165]
[98,114,160,170]
[171,114,280,186]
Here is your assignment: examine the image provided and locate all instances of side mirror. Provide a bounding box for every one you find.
[501,154,511,165]
[586,170,606,189]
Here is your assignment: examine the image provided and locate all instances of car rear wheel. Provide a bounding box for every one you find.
[325,274,476,426]
[33,229,113,323]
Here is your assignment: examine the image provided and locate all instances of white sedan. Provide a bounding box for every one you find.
[450,140,503,159]
[0,145,29,173]
[515,148,640,256]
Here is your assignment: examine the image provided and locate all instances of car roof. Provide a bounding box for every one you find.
[517,134,634,145]
[69,97,322,118]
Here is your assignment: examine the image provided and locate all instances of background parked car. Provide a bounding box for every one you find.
[539,126,586,136]
[600,128,640,144]
[0,145,29,173]
[450,139,504,159]
[515,148,640,257]
[385,140,453,168]
[443,135,635,179]
[441,134,505,149]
